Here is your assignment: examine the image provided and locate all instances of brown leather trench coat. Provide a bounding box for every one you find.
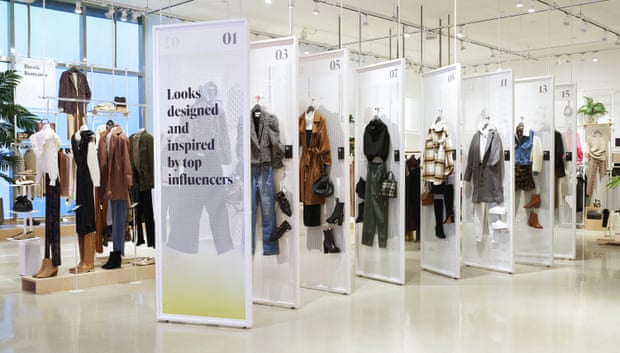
[299,111,332,205]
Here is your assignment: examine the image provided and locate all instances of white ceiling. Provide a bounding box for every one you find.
[87,0,620,70]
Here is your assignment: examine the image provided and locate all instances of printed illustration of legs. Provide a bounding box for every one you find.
[204,185,234,255]
[165,187,202,254]
[251,165,279,256]
[362,162,388,247]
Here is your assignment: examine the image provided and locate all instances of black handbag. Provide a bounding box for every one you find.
[380,171,397,198]
[13,195,33,212]
[312,159,334,197]
[355,177,366,199]
[114,96,127,112]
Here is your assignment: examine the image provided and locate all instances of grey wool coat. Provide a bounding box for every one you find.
[463,128,504,203]
[250,104,284,168]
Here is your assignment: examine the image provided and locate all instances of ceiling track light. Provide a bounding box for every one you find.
[528,2,536,13]
[490,48,496,58]
[74,1,82,14]
[105,5,114,19]
[120,9,128,22]
[516,1,523,8]
[265,0,272,4]
[592,52,599,62]
[362,14,369,26]
[563,13,570,26]
[312,1,319,15]
[565,54,571,64]
[131,10,140,23]
[456,26,464,39]
[460,40,466,51]
[602,30,608,41]
[425,29,436,40]
[555,55,562,65]
[581,20,587,33]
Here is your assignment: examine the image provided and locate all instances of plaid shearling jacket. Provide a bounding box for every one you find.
[423,120,455,185]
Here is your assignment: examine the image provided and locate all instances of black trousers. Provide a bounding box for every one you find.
[45,175,61,266]
[131,187,156,248]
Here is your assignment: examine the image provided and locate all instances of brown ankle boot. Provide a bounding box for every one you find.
[523,194,541,209]
[528,212,543,229]
[69,235,85,274]
[33,258,58,278]
[32,258,49,277]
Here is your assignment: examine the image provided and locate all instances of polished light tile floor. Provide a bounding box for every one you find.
[1,230,619,353]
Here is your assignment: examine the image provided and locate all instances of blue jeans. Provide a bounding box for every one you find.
[110,199,127,255]
[251,165,279,255]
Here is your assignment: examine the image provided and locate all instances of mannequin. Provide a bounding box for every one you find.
[129,127,155,248]
[30,123,62,278]
[98,122,132,269]
[70,124,100,273]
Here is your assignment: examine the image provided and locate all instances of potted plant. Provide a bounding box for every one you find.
[0,70,38,183]
[577,96,608,124]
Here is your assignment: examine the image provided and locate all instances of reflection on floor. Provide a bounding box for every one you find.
[1,230,619,353]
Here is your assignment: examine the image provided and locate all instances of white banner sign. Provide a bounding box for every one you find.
[153,19,251,328]
[14,57,56,109]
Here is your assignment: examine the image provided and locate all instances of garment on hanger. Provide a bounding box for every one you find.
[298,109,331,227]
[363,117,390,162]
[514,128,542,191]
[423,118,454,184]
[405,156,421,233]
[464,126,504,203]
[30,124,61,187]
[58,67,91,139]
[554,130,566,178]
[361,117,391,247]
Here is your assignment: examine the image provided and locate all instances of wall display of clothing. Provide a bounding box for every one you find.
[355,59,406,285]
[249,37,300,307]
[298,49,352,295]
[461,70,514,274]
[420,64,462,279]
[58,66,91,140]
[154,19,251,327]
[514,76,555,267]
[553,84,577,260]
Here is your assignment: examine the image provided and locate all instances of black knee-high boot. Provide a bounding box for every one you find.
[443,184,454,224]
[433,199,446,239]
